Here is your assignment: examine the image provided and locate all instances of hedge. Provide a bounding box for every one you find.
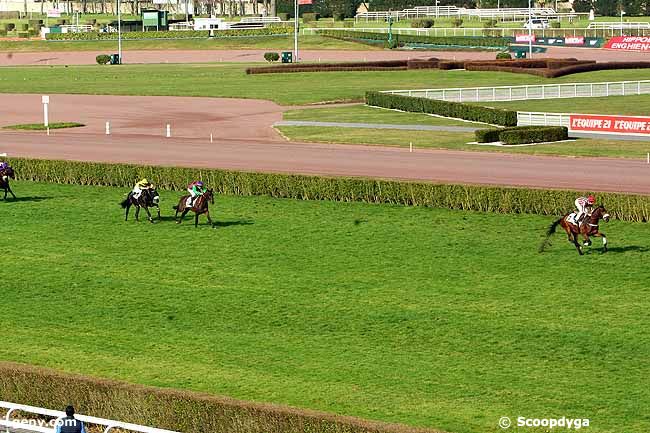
[0,362,436,433]
[318,30,510,48]
[246,60,410,74]
[5,158,649,221]
[543,61,650,78]
[366,91,518,127]
[45,27,293,41]
[499,126,568,145]
[476,126,568,144]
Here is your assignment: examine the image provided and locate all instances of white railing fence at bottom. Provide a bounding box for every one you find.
[0,401,180,433]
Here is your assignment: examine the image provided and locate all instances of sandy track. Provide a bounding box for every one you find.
[1,46,647,66]
[0,93,648,195]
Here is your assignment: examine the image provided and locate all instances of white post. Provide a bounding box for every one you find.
[46,127,50,136]
[118,0,122,64]
[294,0,299,63]
[166,124,171,137]
[210,133,213,143]
[42,95,49,127]
[647,152,649,164]
[528,0,533,58]
[105,121,110,135]
[409,142,413,153]
[620,11,625,37]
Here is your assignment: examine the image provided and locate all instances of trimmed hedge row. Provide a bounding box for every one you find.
[45,27,293,41]
[0,362,434,433]
[543,61,650,78]
[6,158,649,222]
[466,61,647,78]
[366,91,517,127]
[476,126,568,144]
[246,59,440,74]
[319,30,510,48]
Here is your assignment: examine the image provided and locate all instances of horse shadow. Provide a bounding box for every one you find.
[212,219,254,228]
[2,196,50,203]
[603,245,649,253]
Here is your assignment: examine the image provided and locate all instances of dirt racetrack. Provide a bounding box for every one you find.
[1,46,648,66]
[1,94,648,195]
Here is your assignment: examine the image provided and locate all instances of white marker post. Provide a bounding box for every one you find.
[166,124,171,138]
[409,142,413,153]
[647,152,649,164]
[105,121,111,135]
[42,95,50,128]
[210,133,213,143]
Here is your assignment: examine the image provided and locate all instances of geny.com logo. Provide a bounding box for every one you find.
[499,416,590,429]
[12,418,82,428]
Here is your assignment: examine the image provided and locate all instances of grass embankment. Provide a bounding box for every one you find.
[3,122,84,130]
[1,181,649,433]
[0,65,648,105]
[278,104,650,158]
[0,35,370,52]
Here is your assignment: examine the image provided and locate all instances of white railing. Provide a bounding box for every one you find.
[307,26,650,37]
[0,401,180,433]
[588,21,650,29]
[241,16,282,23]
[354,7,564,21]
[382,80,650,103]
[517,111,571,127]
[169,21,193,31]
[60,24,94,33]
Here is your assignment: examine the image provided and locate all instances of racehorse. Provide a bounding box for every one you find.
[173,189,214,227]
[540,205,611,255]
[120,188,160,223]
[0,166,16,200]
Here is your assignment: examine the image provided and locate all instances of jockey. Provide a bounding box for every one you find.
[0,161,9,172]
[574,195,595,225]
[187,180,206,207]
[132,178,153,200]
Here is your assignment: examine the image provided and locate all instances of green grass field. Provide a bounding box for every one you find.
[1,181,649,433]
[481,95,650,116]
[1,65,649,105]
[3,121,84,130]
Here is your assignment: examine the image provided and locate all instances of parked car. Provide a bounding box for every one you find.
[523,18,549,29]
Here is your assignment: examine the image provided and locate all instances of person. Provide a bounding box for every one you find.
[187,180,206,207]
[0,161,8,171]
[574,195,595,226]
[55,406,86,433]
[132,178,153,200]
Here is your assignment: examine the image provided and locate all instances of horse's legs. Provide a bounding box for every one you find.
[144,206,154,223]
[125,202,131,221]
[205,210,213,226]
[135,206,141,222]
[593,232,607,253]
[7,186,15,199]
[571,232,583,255]
[156,205,161,220]
[195,212,199,228]
[177,209,190,224]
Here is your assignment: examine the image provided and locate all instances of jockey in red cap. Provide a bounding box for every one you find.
[574,195,595,226]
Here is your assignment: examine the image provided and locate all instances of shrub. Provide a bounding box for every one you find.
[475,128,503,143]
[366,91,517,126]
[263,51,280,62]
[19,23,28,31]
[542,61,650,78]
[499,126,568,145]
[450,17,463,27]
[496,52,512,60]
[406,58,439,69]
[96,54,111,65]
[412,18,434,28]
[302,13,319,22]
[0,29,6,37]
[246,60,408,74]
[277,12,289,21]
[6,22,15,31]
[16,31,30,38]
[333,12,345,21]
[384,38,399,49]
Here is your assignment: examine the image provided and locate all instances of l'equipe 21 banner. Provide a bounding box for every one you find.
[603,36,650,52]
[569,114,650,136]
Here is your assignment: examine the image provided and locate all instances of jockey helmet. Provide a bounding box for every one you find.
[196,180,204,187]
[140,178,149,184]
[587,195,595,205]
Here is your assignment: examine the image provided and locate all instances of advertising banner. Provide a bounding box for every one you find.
[515,34,536,43]
[565,36,585,45]
[569,114,650,136]
[604,36,650,52]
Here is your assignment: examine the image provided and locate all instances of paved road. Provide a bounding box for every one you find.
[274,120,479,132]
[1,46,647,66]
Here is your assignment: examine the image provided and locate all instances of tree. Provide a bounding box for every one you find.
[572,0,593,13]
[594,0,617,15]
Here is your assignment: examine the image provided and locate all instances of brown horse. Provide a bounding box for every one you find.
[0,167,16,200]
[173,189,214,227]
[540,205,611,255]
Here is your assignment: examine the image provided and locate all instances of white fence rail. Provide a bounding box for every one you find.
[241,16,282,23]
[588,21,650,29]
[0,401,180,433]
[382,80,650,103]
[355,7,567,21]
[308,26,650,37]
[517,111,571,127]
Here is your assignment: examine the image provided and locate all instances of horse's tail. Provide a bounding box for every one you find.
[539,217,563,253]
